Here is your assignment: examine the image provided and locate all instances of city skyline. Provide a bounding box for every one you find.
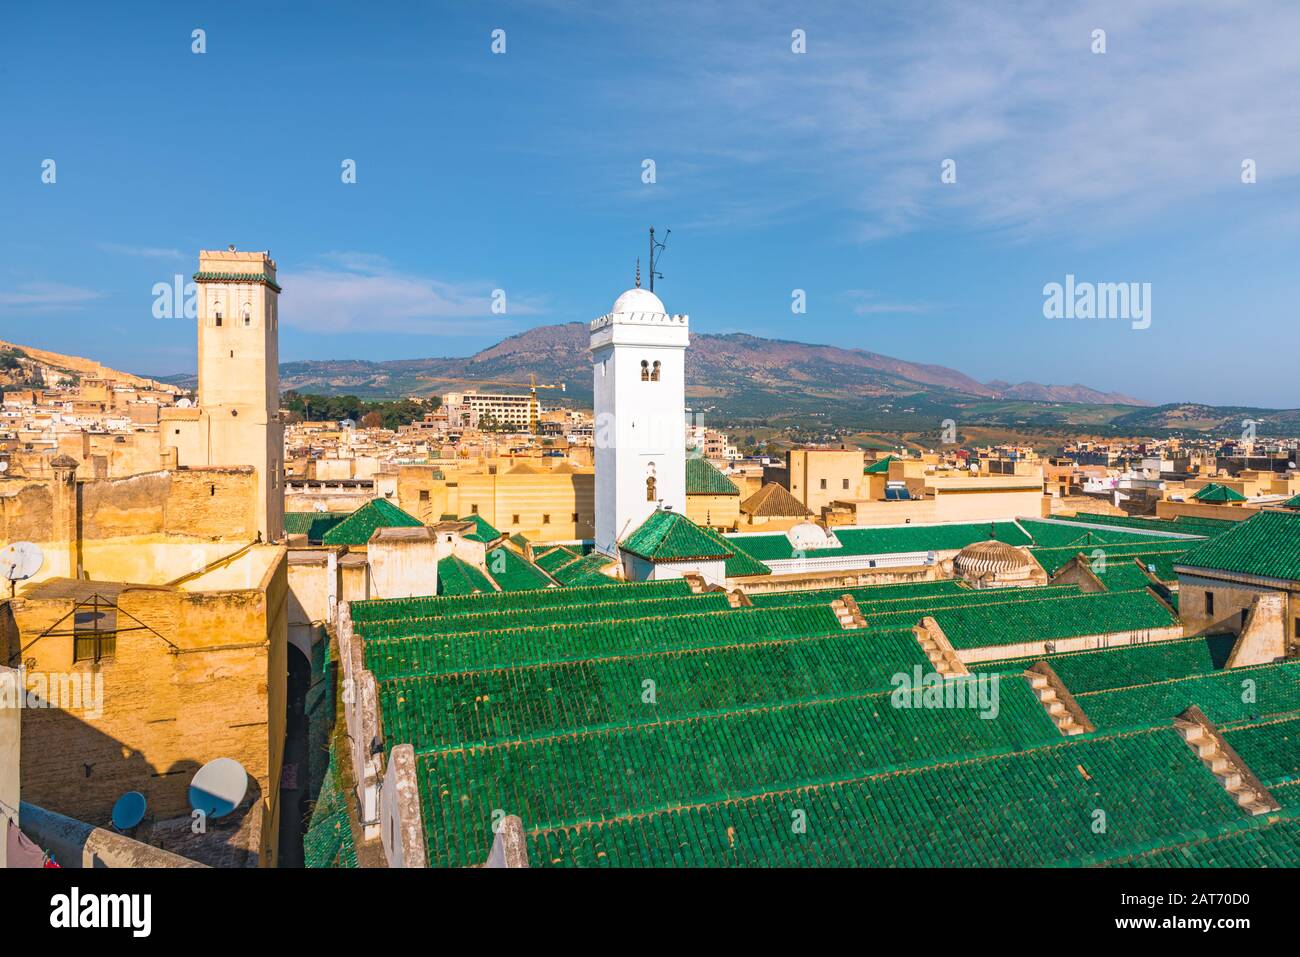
[3,1,1298,407]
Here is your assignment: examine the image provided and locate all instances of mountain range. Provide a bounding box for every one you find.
[264,322,1148,406]
[137,321,1297,436]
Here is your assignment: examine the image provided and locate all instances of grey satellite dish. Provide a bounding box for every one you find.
[111,791,147,830]
[0,541,44,583]
[189,757,248,819]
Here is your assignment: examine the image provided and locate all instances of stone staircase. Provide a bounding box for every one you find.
[726,589,752,608]
[830,595,866,629]
[1027,669,1089,736]
[1175,707,1278,816]
[913,616,968,676]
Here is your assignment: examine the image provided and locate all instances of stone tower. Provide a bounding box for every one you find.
[589,283,689,555]
[164,247,284,541]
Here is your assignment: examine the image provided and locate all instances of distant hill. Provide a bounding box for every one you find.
[268,321,1146,406]
[0,338,180,393]
[144,322,1299,436]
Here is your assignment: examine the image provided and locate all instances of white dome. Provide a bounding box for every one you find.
[611,287,666,315]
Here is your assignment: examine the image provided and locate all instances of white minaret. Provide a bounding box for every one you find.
[590,277,689,555]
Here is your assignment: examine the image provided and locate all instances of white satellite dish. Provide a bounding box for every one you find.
[0,461,8,472]
[0,541,44,583]
[188,757,248,819]
[111,791,148,830]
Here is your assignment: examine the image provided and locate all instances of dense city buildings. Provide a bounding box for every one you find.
[4,250,1298,876]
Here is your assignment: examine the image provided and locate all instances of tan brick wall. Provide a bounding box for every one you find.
[9,553,287,864]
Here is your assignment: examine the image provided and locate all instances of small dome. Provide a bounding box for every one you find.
[953,539,1036,583]
[611,287,666,315]
[787,522,840,552]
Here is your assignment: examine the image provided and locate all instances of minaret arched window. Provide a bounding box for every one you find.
[213,302,223,327]
[640,360,650,381]
[646,475,656,501]
[651,360,661,382]
[242,303,252,327]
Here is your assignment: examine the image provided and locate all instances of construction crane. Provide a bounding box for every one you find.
[418,373,566,433]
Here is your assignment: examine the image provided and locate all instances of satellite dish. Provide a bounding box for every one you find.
[0,461,8,472]
[111,791,147,830]
[189,757,248,819]
[0,541,44,582]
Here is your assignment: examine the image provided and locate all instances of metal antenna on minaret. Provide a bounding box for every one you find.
[635,258,641,288]
[648,226,670,293]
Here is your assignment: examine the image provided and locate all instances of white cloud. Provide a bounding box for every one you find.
[616,0,1300,239]
[844,290,932,316]
[280,253,546,335]
[0,283,107,308]
[95,241,184,259]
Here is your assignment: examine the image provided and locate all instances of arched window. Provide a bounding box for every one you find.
[651,360,661,382]
[242,303,252,327]
[646,476,656,501]
[213,302,223,327]
[640,360,650,381]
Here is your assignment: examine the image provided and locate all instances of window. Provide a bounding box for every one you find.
[651,360,661,382]
[542,514,551,524]
[571,512,579,522]
[640,360,650,381]
[819,479,827,490]
[72,602,115,664]
[242,304,252,327]
[1205,591,1214,615]
[419,490,429,502]
[213,303,223,326]
[512,514,520,524]
[470,504,479,514]
[842,478,850,489]
[646,476,657,501]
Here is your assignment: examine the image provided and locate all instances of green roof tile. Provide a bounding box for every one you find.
[459,513,502,544]
[620,510,733,562]
[1192,483,1248,503]
[1176,510,1300,582]
[685,457,739,495]
[321,498,423,546]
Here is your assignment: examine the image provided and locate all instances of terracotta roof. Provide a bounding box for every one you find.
[741,482,811,517]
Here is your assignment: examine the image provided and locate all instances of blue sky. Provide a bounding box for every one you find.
[2,1,1297,407]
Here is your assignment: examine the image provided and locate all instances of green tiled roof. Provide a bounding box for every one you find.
[1106,812,1300,867]
[378,626,930,753]
[550,551,617,586]
[1192,482,1247,503]
[321,498,423,546]
[437,556,496,596]
[1223,716,1300,787]
[459,513,502,544]
[1176,510,1300,582]
[284,510,349,542]
[970,634,1236,693]
[520,725,1244,868]
[485,546,553,591]
[192,270,282,292]
[1282,495,1300,510]
[729,521,1033,562]
[534,545,580,574]
[303,746,357,869]
[620,510,733,562]
[863,455,897,474]
[1075,660,1300,730]
[685,457,739,495]
[350,578,691,623]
